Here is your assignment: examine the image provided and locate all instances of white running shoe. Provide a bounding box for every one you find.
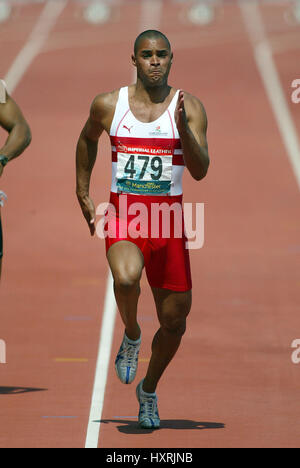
[0,191,7,207]
[136,380,160,429]
[115,333,141,384]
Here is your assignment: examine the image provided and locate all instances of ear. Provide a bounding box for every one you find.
[131,54,137,67]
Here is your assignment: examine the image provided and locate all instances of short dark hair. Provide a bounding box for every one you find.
[134,30,171,56]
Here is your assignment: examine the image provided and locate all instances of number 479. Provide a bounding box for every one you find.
[124,155,163,181]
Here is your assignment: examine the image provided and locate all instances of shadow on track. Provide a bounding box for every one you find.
[0,386,47,395]
[98,419,225,434]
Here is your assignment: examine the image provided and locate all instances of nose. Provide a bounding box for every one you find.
[150,55,160,66]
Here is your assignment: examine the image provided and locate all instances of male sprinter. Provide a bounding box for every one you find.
[0,79,32,278]
[76,30,210,429]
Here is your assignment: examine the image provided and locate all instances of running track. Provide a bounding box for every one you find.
[0,0,300,448]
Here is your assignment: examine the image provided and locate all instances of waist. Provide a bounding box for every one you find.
[109,191,183,209]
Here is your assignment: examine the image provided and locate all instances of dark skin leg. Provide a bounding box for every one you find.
[106,241,144,342]
[107,240,192,393]
[142,287,192,394]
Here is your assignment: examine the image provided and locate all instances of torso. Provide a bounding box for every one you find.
[108,86,185,197]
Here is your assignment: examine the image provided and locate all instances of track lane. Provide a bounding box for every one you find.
[0,3,45,76]
[1,0,300,448]
[98,0,300,448]
[0,0,137,448]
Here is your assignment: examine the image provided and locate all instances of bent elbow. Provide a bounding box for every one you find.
[193,165,209,181]
[25,128,32,147]
[193,173,206,182]
[18,121,32,149]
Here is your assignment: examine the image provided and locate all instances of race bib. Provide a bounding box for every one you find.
[116,143,173,195]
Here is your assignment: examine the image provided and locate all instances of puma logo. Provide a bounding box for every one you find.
[123,125,133,133]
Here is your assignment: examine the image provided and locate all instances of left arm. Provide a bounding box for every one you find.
[175,90,210,181]
[0,90,32,177]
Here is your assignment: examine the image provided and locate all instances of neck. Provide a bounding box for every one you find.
[134,78,171,104]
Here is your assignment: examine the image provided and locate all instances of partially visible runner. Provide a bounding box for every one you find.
[0,79,32,279]
[76,30,210,429]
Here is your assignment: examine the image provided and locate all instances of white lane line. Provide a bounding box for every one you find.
[239,0,300,191]
[85,270,117,449]
[84,0,163,450]
[0,0,11,24]
[4,0,68,94]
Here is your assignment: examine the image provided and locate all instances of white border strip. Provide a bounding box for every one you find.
[239,0,300,190]
[4,0,67,93]
[84,270,117,449]
[84,0,163,449]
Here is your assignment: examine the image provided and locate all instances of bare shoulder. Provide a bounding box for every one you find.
[182,91,207,119]
[90,89,120,122]
[0,90,28,130]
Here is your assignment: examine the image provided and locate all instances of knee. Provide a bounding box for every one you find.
[159,292,192,336]
[114,269,141,292]
[161,313,188,336]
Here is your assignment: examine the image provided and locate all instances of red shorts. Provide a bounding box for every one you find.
[104,192,192,292]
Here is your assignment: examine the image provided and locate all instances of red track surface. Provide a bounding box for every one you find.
[0,0,300,448]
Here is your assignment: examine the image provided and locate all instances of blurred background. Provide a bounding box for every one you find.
[0,0,300,449]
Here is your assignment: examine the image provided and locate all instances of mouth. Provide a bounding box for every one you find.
[149,72,162,79]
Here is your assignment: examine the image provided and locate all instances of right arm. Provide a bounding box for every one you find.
[0,89,32,178]
[76,92,116,236]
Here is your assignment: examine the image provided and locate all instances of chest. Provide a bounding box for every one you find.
[128,99,173,124]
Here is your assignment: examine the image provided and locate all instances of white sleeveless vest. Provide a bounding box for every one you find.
[109,87,185,197]
[0,79,7,103]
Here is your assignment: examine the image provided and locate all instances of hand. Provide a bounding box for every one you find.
[175,90,188,135]
[77,193,96,236]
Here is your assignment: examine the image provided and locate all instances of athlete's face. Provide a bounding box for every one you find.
[132,37,173,88]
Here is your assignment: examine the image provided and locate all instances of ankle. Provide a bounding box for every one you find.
[142,378,156,395]
[125,326,141,342]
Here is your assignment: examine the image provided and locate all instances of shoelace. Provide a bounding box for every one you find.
[120,343,138,368]
[140,396,157,418]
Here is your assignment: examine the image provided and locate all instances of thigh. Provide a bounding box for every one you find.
[146,237,192,292]
[106,240,145,283]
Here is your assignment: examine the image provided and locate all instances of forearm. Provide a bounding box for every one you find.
[179,126,210,181]
[0,122,31,161]
[76,133,98,198]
